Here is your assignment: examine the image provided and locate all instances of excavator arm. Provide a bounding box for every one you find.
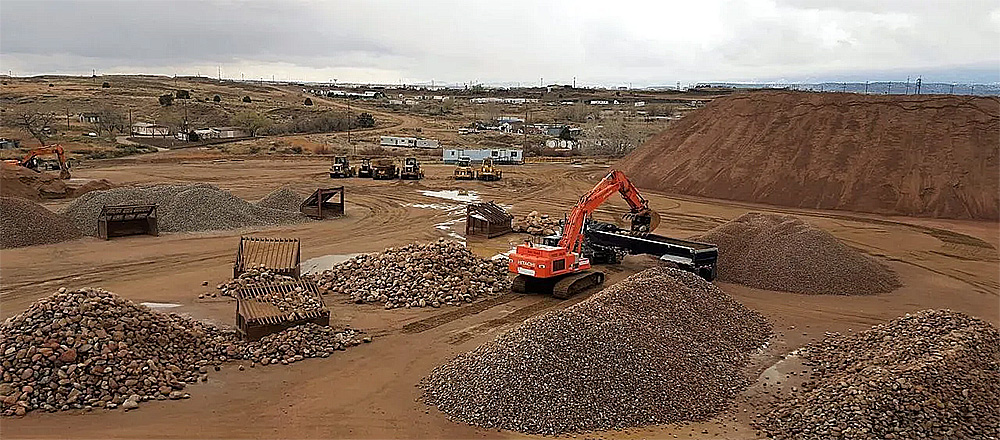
[19,145,71,179]
[557,170,655,254]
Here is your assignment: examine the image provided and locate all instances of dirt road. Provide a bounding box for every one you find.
[2,157,997,439]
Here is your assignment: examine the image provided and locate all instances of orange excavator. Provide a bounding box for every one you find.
[508,170,661,298]
[2,145,71,179]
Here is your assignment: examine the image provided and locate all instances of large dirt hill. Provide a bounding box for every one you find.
[618,91,1000,220]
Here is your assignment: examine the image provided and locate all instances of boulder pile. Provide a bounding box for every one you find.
[211,267,296,298]
[755,309,999,439]
[696,212,901,295]
[420,267,772,434]
[306,240,510,309]
[61,183,304,235]
[255,186,304,212]
[239,323,367,366]
[0,288,240,416]
[0,197,82,249]
[512,211,559,236]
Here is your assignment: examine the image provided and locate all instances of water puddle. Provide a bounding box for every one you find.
[301,253,364,274]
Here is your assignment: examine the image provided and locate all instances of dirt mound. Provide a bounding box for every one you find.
[696,212,900,295]
[0,164,113,200]
[618,91,1000,220]
[755,309,1000,439]
[256,186,304,212]
[61,183,305,235]
[420,267,771,434]
[0,197,82,249]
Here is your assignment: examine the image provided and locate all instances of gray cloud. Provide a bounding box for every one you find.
[1,0,997,85]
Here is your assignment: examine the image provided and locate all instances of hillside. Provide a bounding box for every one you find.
[618,91,1000,220]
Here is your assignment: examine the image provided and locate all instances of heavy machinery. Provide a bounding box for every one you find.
[357,158,373,178]
[453,156,476,180]
[328,156,355,178]
[2,145,71,179]
[476,157,502,181]
[400,157,424,180]
[508,170,718,298]
[371,158,399,180]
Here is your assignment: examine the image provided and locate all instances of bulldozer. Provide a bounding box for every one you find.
[328,156,355,178]
[400,157,424,180]
[476,157,502,181]
[357,158,373,178]
[371,158,399,180]
[453,156,476,180]
[2,145,71,179]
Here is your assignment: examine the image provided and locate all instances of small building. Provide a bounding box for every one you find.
[443,148,523,164]
[131,122,170,137]
[79,112,102,123]
[588,100,610,105]
[211,127,246,138]
[380,136,439,148]
[634,101,646,107]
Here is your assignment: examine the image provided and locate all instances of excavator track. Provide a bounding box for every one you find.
[552,270,605,299]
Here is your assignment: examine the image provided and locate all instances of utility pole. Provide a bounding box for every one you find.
[950,83,955,94]
[523,103,528,150]
[905,76,910,94]
[915,77,921,94]
[864,81,869,94]
[887,82,892,94]
[347,99,352,146]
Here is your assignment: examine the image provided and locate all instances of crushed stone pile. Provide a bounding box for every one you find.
[255,186,304,212]
[0,197,82,249]
[307,239,510,309]
[210,268,297,298]
[512,210,560,236]
[0,288,241,416]
[240,323,368,366]
[696,212,900,295]
[61,183,305,236]
[420,267,772,434]
[755,309,1000,440]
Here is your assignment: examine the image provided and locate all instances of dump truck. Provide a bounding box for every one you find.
[453,156,476,180]
[400,157,424,180]
[371,158,399,180]
[476,157,502,181]
[328,156,355,178]
[357,158,373,178]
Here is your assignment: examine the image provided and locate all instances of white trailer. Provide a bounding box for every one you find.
[380,136,440,148]
[443,148,523,165]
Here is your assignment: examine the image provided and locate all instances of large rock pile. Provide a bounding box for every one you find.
[696,212,900,295]
[420,267,772,434]
[512,211,560,236]
[306,240,510,309]
[255,186,304,212]
[1,197,82,249]
[61,183,305,235]
[240,323,366,366]
[0,288,240,416]
[755,309,999,439]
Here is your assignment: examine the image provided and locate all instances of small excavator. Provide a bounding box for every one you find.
[508,169,718,298]
[2,145,72,179]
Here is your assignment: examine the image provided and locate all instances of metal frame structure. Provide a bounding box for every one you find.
[234,280,330,340]
[97,204,158,240]
[466,202,513,238]
[233,236,301,278]
[300,187,345,219]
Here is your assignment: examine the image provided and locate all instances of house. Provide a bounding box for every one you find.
[588,100,610,105]
[380,136,439,148]
[194,128,218,139]
[79,112,102,123]
[442,148,523,164]
[634,101,646,107]
[131,122,170,137]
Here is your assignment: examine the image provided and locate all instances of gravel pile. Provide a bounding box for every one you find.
[255,187,304,212]
[61,183,305,236]
[756,309,999,440]
[211,268,296,298]
[0,288,241,416]
[512,210,559,236]
[0,197,82,249]
[306,239,510,309]
[239,323,368,366]
[420,266,772,434]
[696,212,900,295]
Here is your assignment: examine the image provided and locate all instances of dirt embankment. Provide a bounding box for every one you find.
[618,91,1000,220]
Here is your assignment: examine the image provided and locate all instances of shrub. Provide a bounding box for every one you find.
[355,112,375,128]
[304,97,313,106]
[242,96,252,103]
[213,95,221,102]
[175,90,191,99]
[101,82,110,88]
[158,94,174,106]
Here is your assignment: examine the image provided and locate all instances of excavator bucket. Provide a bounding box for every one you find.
[98,204,158,240]
[623,209,660,233]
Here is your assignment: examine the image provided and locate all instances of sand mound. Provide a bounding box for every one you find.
[696,212,899,295]
[756,309,1000,439]
[256,186,304,212]
[420,267,771,434]
[618,91,1000,220]
[0,164,113,200]
[0,197,82,249]
[61,183,305,235]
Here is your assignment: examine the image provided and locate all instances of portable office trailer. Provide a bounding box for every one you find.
[443,148,523,164]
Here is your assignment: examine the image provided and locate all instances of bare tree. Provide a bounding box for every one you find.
[15,111,56,146]
[580,115,641,157]
[90,108,127,136]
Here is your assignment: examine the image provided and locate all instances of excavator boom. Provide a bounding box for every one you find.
[9,145,71,179]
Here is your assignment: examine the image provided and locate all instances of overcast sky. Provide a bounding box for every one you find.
[2,0,998,86]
